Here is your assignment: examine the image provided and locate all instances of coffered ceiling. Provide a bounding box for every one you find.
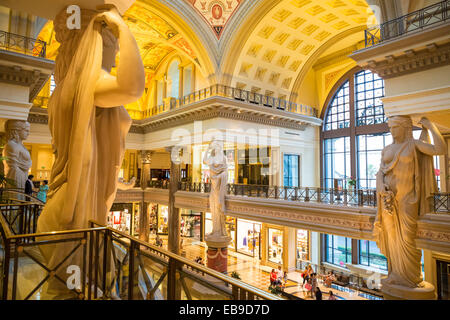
[230,0,376,98]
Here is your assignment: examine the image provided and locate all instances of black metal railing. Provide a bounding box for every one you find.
[177,182,378,207]
[0,30,46,57]
[143,84,318,119]
[0,192,280,300]
[365,0,450,47]
[433,193,450,213]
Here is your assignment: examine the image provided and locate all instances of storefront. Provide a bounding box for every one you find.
[296,229,309,261]
[148,203,158,234]
[157,205,169,234]
[268,228,283,265]
[107,203,134,234]
[180,209,202,241]
[236,219,261,258]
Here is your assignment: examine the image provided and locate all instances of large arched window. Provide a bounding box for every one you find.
[322,68,389,271]
[322,68,389,190]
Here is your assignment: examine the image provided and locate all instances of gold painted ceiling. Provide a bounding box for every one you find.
[231,0,376,97]
[37,1,198,71]
[188,0,243,38]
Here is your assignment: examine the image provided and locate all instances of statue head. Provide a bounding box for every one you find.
[53,7,119,82]
[388,115,413,143]
[210,140,224,157]
[4,120,30,143]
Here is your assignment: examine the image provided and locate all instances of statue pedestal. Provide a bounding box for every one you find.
[205,235,231,274]
[381,279,437,300]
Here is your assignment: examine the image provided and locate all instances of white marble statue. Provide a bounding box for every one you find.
[374,115,445,298]
[35,5,144,298]
[37,5,144,233]
[2,120,32,189]
[203,141,229,242]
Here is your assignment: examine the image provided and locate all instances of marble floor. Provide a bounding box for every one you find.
[149,235,378,300]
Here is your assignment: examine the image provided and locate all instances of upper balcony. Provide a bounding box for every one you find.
[365,0,450,48]
[0,30,46,58]
[0,30,53,121]
[31,83,322,133]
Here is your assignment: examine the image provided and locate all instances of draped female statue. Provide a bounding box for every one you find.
[203,141,229,240]
[37,6,144,234]
[2,120,32,190]
[34,6,144,297]
[374,116,445,290]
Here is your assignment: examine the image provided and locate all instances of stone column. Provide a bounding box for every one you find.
[167,146,181,255]
[138,150,151,243]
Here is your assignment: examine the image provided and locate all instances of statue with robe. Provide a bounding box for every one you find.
[2,120,32,190]
[35,5,144,298]
[374,115,445,297]
[203,141,229,240]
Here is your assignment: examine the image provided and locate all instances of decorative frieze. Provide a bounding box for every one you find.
[364,41,450,79]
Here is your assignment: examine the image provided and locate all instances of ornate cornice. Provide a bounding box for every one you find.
[364,41,450,79]
[137,105,309,133]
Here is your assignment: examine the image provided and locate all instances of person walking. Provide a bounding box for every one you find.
[328,290,337,300]
[311,273,318,299]
[315,287,322,300]
[24,174,34,201]
[37,180,49,203]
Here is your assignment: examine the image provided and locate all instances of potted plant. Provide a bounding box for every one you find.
[347,177,356,191]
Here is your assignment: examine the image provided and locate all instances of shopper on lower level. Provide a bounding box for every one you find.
[315,287,322,300]
[328,291,337,300]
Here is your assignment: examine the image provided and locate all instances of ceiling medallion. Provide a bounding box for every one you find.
[188,0,242,39]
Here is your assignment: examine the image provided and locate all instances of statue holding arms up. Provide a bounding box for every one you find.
[374,115,445,299]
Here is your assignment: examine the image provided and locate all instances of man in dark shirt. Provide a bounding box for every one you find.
[24,174,34,200]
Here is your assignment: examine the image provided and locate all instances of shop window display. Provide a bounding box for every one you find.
[268,228,283,265]
[237,147,270,185]
[148,203,158,234]
[296,229,309,261]
[180,209,201,240]
[107,209,131,233]
[236,219,261,258]
[157,205,169,234]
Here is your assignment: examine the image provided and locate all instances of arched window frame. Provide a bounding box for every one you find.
[320,66,389,190]
[165,56,182,99]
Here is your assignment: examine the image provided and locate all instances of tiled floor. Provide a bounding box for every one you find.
[149,235,374,300]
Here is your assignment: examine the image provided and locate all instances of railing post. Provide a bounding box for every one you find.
[275,186,279,199]
[1,238,10,300]
[329,188,334,204]
[167,257,179,300]
[317,188,321,203]
[305,187,310,202]
[128,241,135,300]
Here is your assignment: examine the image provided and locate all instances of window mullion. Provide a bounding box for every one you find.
[349,75,357,181]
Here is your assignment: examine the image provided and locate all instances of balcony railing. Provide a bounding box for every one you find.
[143,84,318,119]
[175,182,378,207]
[0,30,46,58]
[434,193,450,213]
[0,190,281,300]
[365,0,450,47]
